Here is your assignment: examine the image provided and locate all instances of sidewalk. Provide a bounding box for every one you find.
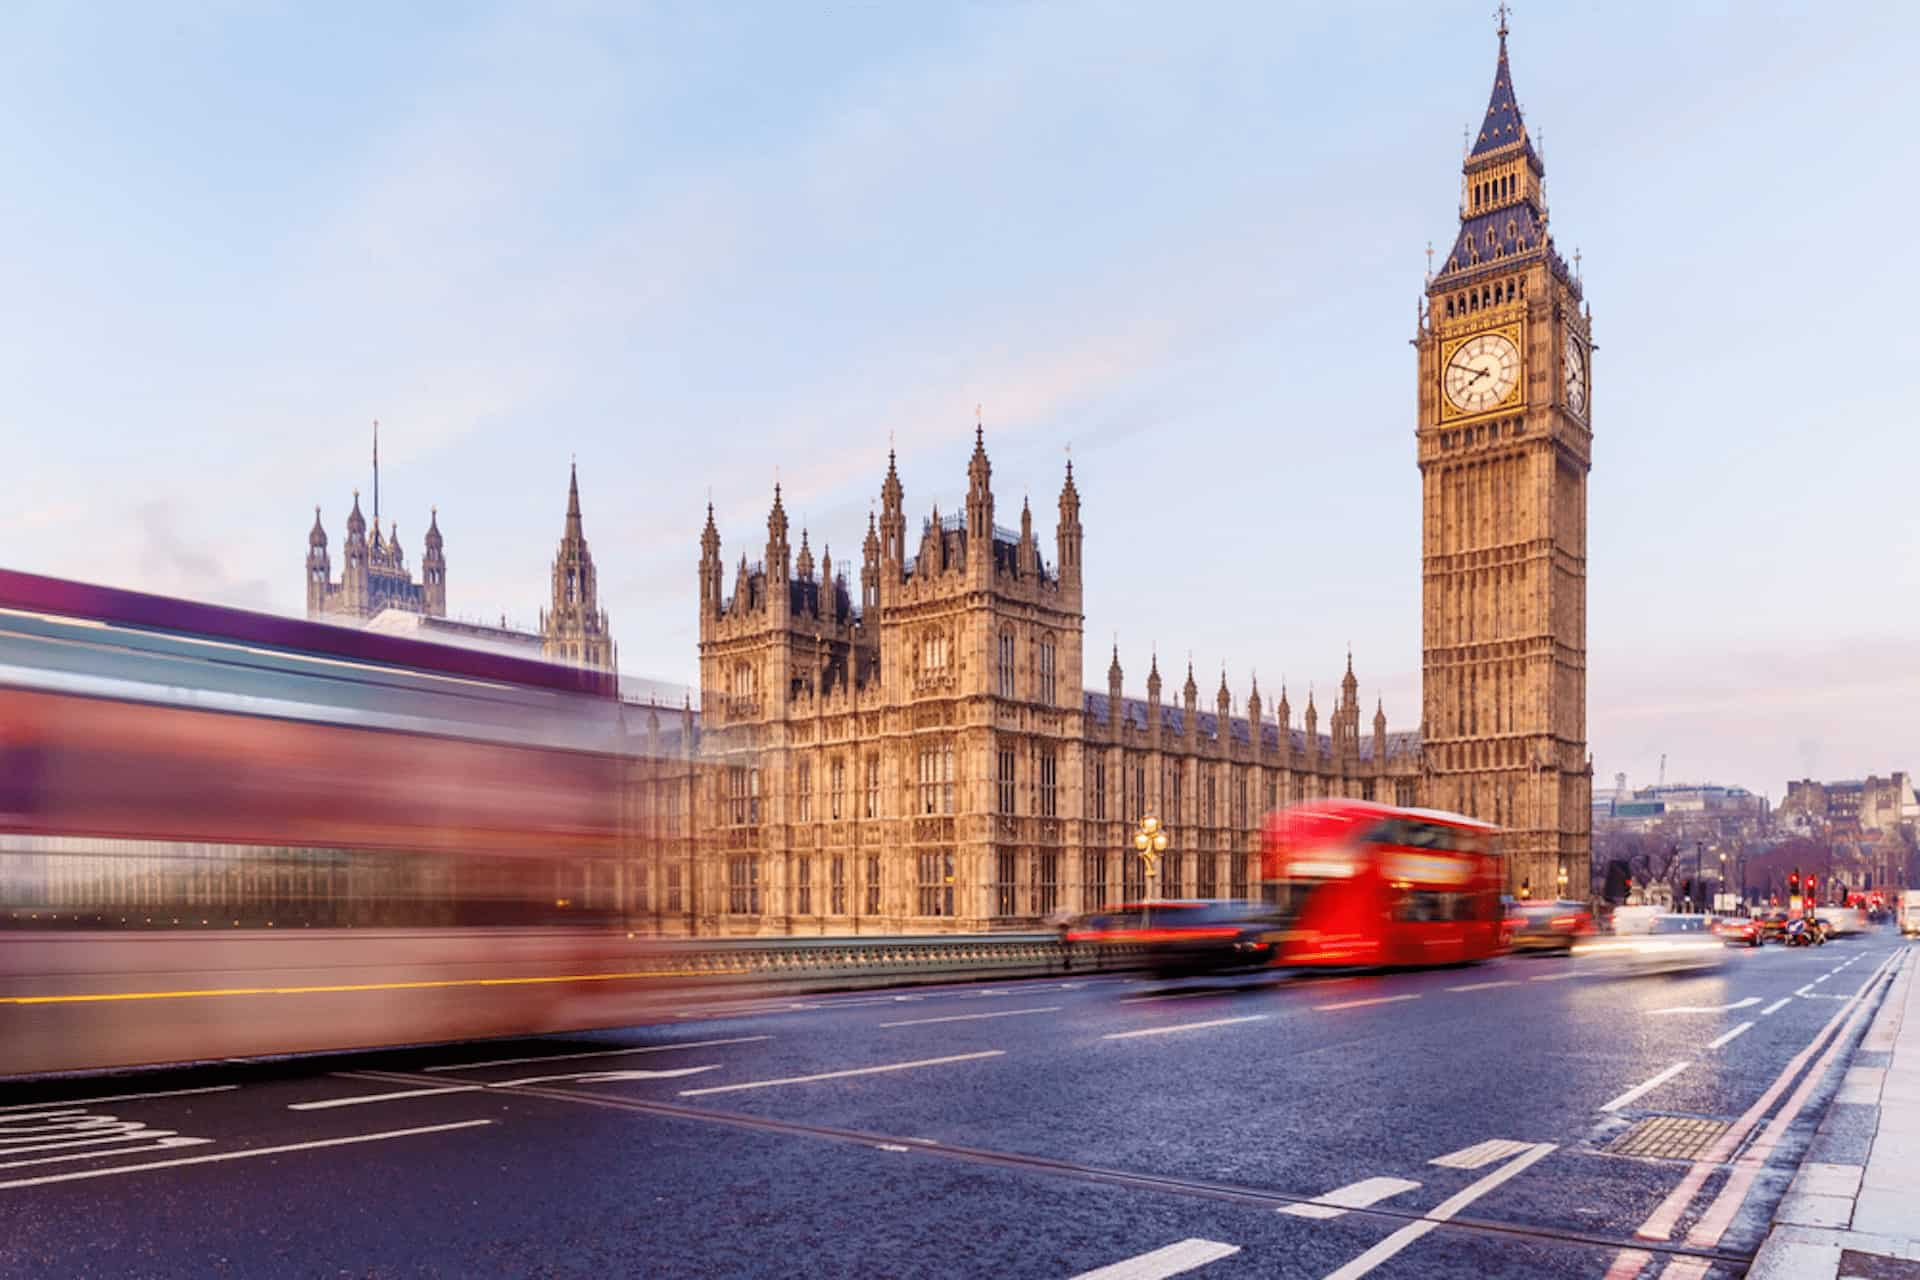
[1749,943,1920,1278]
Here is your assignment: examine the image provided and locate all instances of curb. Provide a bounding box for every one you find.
[1748,943,1919,1278]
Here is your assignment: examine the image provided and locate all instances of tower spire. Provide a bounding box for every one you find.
[566,457,583,539]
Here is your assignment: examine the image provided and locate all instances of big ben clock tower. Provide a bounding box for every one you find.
[1417,11,1591,899]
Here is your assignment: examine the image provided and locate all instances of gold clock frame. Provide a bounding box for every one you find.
[1438,323,1524,424]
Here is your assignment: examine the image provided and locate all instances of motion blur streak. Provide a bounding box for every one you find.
[0,570,695,1075]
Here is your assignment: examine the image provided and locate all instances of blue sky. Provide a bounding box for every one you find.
[3,2,1915,796]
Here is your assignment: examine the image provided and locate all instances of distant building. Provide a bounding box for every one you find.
[306,426,445,623]
[539,464,617,673]
[1780,774,1915,837]
[302,436,616,676]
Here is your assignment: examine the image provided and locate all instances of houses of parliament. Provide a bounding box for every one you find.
[312,20,1593,935]
[305,425,616,674]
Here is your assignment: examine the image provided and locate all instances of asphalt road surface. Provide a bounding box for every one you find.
[1,932,1908,1279]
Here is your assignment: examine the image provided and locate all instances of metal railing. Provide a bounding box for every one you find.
[639,932,1143,990]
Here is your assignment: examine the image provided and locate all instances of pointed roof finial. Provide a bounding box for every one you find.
[1496,0,1510,44]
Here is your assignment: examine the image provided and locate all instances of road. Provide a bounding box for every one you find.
[0,933,1907,1279]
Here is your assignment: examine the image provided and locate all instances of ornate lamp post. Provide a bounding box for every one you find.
[1134,813,1170,919]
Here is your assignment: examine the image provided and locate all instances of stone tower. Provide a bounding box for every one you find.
[540,462,617,671]
[306,425,445,622]
[1416,13,1592,897]
[305,507,330,615]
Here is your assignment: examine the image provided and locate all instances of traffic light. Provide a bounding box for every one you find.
[1807,875,1817,902]
[1789,870,1800,895]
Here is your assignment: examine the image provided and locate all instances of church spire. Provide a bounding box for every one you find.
[1470,5,1529,160]
[565,458,584,541]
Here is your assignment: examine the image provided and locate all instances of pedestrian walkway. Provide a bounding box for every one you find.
[1749,944,1920,1278]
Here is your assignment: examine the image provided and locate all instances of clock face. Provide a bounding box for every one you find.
[1444,332,1521,414]
[1563,333,1587,416]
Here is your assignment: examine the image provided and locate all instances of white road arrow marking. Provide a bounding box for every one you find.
[1649,996,1762,1016]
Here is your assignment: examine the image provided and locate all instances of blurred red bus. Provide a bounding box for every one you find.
[1258,799,1504,968]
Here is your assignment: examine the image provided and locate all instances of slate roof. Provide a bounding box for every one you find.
[1469,37,1533,159]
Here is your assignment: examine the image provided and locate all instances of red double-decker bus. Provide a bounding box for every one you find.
[1258,799,1505,968]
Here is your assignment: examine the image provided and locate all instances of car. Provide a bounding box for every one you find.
[1753,910,1789,943]
[1504,899,1593,954]
[1573,912,1728,974]
[1823,907,1869,938]
[1069,900,1288,977]
[1712,916,1761,947]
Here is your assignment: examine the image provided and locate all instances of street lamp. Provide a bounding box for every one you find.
[1134,813,1170,918]
[1556,864,1568,902]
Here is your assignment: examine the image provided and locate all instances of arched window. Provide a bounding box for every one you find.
[1037,634,1057,704]
[997,630,1016,698]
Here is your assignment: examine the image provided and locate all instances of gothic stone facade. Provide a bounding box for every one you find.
[306,493,446,622]
[1416,19,1593,898]
[690,431,1421,935]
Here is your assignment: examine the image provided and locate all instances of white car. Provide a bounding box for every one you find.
[1575,913,1727,974]
[1823,907,1869,938]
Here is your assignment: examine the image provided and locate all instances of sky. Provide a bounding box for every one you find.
[2,2,1916,797]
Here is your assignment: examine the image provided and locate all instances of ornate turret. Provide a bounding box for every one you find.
[305,507,330,614]
[1056,457,1082,588]
[879,450,905,577]
[1147,651,1163,745]
[421,507,445,616]
[1216,670,1232,735]
[965,423,993,578]
[540,462,616,672]
[1276,682,1293,765]
[1107,645,1124,737]
[1248,677,1264,762]
[1304,690,1320,769]
[796,529,815,583]
[699,503,723,623]
[1373,698,1389,766]
[860,510,880,614]
[1183,661,1199,744]
[341,490,369,612]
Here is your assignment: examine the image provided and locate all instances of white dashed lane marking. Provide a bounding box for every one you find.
[1707,1022,1754,1050]
[1278,1175,1421,1219]
[423,1035,769,1072]
[1320,1143,1557,1280]
[1102,1017,1268,1041]
[678,1050,1005,1096]
[879,1006,1062,1028]
[1070,1238,1241,1280]
[1429,1138,1536,1170]
[1760,997,1793,1016]
[290,1085,485,1111]
[0,1120,493,1191]
[1600,1062,1691,1113]
[1314,995,1420,1012]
